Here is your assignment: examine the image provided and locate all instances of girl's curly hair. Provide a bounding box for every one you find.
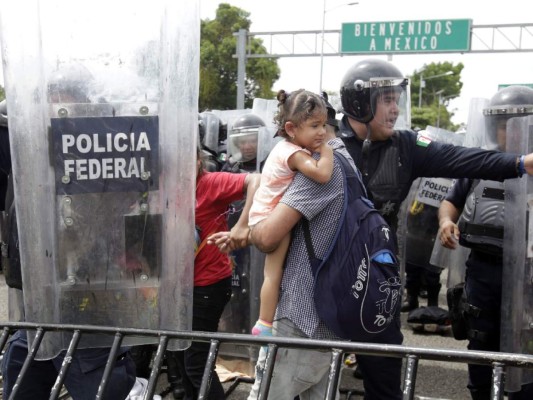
[274,89,327,139]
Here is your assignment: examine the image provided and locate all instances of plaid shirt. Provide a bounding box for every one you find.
[276,138,355,339]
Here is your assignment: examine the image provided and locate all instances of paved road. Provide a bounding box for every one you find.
[0,273,471,399]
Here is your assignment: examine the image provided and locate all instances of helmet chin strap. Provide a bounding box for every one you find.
[361,124,372,177]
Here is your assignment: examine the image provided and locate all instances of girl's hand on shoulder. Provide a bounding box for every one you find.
[314,141,330,154]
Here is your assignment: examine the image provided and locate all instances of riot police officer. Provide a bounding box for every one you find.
[438,85,533,399]
[222,113,267,173]
[339,59,533,232]
[338,59,533,396]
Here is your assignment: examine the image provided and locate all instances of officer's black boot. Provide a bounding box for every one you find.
[401,289,419,312]
[165,351,185,400]
[426,284,441,307]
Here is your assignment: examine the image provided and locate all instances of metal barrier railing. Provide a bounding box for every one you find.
[1,321,533,400]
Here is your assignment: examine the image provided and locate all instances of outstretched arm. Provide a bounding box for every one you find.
[438,199,461,249]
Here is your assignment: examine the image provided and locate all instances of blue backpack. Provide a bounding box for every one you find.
[303,152,401,341]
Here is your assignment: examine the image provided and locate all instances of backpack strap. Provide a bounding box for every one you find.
[302,151,357,272]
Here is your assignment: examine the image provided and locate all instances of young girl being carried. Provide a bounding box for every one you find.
[249,89,333,336]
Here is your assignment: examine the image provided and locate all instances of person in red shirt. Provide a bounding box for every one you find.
[171,147,260,400]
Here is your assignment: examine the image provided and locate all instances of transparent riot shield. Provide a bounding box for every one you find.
[427,99,488,288]
[252,98,278,131]
[501,115,533,392]
[421,127,468,287]
[252,97,280,169]
[398,127,462,286]
[0,0,198,358]
[463,98,490,149]
[257,126,279,169]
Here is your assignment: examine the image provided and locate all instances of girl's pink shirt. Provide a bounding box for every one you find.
[249,140,310,226]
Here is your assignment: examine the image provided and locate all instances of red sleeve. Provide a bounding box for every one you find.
[195,171,247,229]
[202,172,247,204]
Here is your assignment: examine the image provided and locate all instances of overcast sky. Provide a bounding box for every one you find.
[200,0,533,125]
[1,1,530,127]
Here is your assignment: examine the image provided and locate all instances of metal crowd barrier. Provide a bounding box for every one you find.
[1,321,533,400]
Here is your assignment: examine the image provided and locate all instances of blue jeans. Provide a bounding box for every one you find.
[1,330,136,400]
[173,277,232,400]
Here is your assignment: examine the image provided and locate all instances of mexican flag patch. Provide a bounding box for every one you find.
[416,134,432,147]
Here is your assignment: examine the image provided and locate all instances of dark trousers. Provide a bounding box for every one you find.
[174,277,232,400]
[356,316,403,400]
[404,262,441,290]
[356,355,402,400]
[1,330,136,400]
[465,256,502,399]
[465,254,533,400]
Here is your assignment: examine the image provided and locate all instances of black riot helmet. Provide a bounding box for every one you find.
[229,113,266,163]
[340,59,410,126]
[232,113,266,132]
[483,85,533,150]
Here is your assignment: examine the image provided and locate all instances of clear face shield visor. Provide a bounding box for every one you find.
[229,128,259,162]
[369,78,411,130]
[483,105,533,151]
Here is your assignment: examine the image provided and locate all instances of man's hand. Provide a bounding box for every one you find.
[439,220,460,249]
[207,229,250,253]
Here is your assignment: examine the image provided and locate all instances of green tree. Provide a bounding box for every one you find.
[0,85,4,101]
[409,61,464,131]
[200,3,280,110]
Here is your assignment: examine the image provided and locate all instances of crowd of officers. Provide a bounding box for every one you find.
[198,59,533,399]
[2,57,533,399]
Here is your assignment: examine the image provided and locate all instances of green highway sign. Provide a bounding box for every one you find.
[341,19,472,54]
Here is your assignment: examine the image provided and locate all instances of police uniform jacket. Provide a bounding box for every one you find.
[339,116,521,230]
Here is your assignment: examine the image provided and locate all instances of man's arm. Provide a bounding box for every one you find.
[438,199,461,249]
[208,201,301,253]
[229,173,261,249]
[249,203,302,253]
